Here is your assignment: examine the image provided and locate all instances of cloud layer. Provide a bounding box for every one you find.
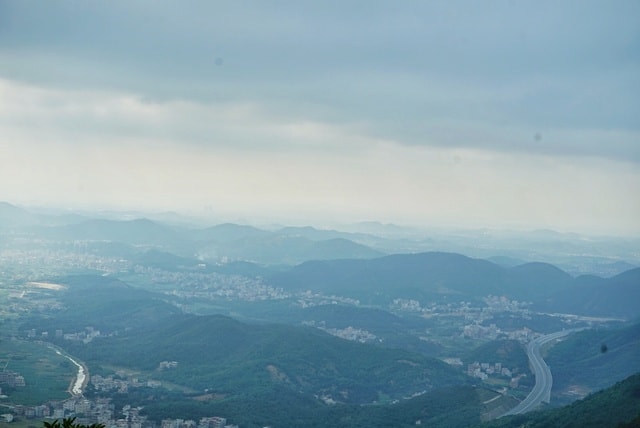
[0,1,638,233]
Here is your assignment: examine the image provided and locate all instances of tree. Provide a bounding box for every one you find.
[43,417,104,428]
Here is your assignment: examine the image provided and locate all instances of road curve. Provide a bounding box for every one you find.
[501,330,574,417]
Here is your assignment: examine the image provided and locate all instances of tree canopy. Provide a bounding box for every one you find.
[43,417,104,428]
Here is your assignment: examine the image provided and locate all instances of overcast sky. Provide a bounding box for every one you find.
[0,1,639,234]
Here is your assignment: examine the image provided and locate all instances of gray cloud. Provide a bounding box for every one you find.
[1,1,638,159]
[1,1,639,233]
[2,8,637,93]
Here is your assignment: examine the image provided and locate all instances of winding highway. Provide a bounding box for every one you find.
[501,330,575,417]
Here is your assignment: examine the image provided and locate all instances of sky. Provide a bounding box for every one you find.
[0,1,639,234]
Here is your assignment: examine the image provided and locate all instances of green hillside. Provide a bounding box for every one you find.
[23,275,181,333]
[24,275,467,406]
[138,384,501,428]
[545,322,640,402]
[539,268,640,319]
[482,372,640,428]
[269,252,508,304]
[506,262,573,297]
[269,252,579,304]
[65,313,466,404]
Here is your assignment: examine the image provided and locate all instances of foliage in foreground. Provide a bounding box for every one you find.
[43,417,104,428]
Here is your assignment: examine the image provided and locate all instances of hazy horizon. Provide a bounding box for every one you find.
[4,199,639,241]
[1,1,638,235]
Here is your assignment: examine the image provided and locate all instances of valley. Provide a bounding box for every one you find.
[0,202,639,427]
[2,3,638,427]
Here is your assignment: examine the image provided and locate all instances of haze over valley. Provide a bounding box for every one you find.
[1,1,639,427]
[0,201,639,427]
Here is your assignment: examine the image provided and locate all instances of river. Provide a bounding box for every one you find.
[51,348,87,396]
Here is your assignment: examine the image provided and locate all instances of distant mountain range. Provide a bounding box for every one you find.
[39,218,186,247]
[2,203,384,263]
[197,234,383,265]
[2,200,639,319]
[2,200,639,277]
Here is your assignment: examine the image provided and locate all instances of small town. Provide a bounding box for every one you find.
[2,397,237,428]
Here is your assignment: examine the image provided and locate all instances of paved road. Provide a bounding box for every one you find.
[502,330,574,416]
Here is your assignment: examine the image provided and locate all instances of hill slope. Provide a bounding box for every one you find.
[545,322,640,402]
[198,234,383,264]
[70,313,466,404]
[0,201,39,227]
[539,268,640,319]
[270,252,638,318]
[40,218,186,247]
[482,372,640,428]
[33,275,466,405]
[505,262,573,298]
[269,252,578,305]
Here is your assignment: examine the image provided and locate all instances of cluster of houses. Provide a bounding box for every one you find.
[0,370,26,388]
[90,374,161,393]
[26,326,106,343]
[4,397,237,428]
[461,322,536,342]
[7,398,119,425]
[467,361,513,380]
[160,416,236,428]
[157,361,178,370]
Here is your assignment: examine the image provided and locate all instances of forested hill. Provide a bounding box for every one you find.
[545,322,640,401]
[538,267,640,319]
[268,252,572,304]
[268,252,639,318]
[29,275,467,407]
[60,312,466,404]
[480,372,640,428]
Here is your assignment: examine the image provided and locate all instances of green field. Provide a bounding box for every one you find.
[0,339,75,405]
[0,416,44,428]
